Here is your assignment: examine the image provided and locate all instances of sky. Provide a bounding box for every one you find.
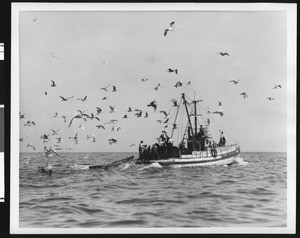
[18,9,288,153]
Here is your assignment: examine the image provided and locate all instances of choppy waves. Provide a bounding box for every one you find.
[19,152,287,228]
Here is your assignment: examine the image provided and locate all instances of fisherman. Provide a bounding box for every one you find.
[138,140,144,157]
[36,167,52,177]
[211,141,218,157]
[219,131,225,146]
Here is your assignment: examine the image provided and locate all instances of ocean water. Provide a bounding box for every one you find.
[19,152,287,228]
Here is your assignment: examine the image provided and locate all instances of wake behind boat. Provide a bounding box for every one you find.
[135,93,240,167]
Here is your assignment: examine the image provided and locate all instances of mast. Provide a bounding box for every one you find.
[182,93,194,139]
[194,98,197,136]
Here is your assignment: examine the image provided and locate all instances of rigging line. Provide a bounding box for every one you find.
[171,97,183,138]
[196,103,238,143]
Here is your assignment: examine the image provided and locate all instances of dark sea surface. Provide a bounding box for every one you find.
[19,152,287,228]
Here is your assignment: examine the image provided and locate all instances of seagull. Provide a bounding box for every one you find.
[102,97,107,100]
[19,112,25,119]
[273,84,282,89]
[229,79,240,84]
[211,110,224,117]
[147,100,157,111]
[168,68,178,74]
[240,92,249,99]
[109,119,119,124]
[40,134,50,143]
[33,18,38,22]
[122,114,128,119]
[100,85,110,91]
[56,137,63,143]
[87,113,100,121]
[187,81,192,85]
[109,105,117,113]
[267,97,275,100]
[50,51,60,60]
[154,83,163,91]
[135,110,143,118]
[96,107,102,115]
[77,96,87,101]
[68,114,88,128]
[174,81,183,88]
[109,138,118,145]
[218,101,222,106]
[127,107,132,112]
[44,91,48,96]
[218,52,230,56]
[163,118,169,124]
[50,80,57,87]
[26,143,36,151]
[61,115,67,123]
[58,95,74,101]
[144,112,149,118]
[19,138,24,142]
[112,85,117,92]
[51,129,59,135]
[164,21,179,36]
[24,121,36,127]
[171,99,179,107]
[160,110,169,118]
[96,124,105,130]
[69,133,79,141]
[141,78,149,82]
[87,134,96,142]
[54,112,58,118]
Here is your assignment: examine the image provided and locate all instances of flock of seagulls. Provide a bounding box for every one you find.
[20,19,283,155]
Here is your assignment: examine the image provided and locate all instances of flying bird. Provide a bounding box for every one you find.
[218,102,222,106]
[19,112,25,119]
[154,83,163,91]
[240,92,249,99]
[127,107,132,112]
[211,110,224,117]
[26,143,36,151]
[77,96,87,101]
[129,144,136,147]
[171,99,179,107]
[54,112,58,118]
[33,18,38,22]
[58,95,74,101]
[229,79,240,84]
[109,105,117,113]
[50,80,57,87]
[160,110,169,118]
[147,100,157,111]
[164,21,179,36]
[24,121,36,127]
[218,52,230,56]
[96,107,102,115]
[56,137,63,144]
[122,114,128,119]
[144,112,149,118]
[100,85,110,91]
[168,68,178,74]
[135,110,143,118]
[51,129,59,135]
[174,81,183,88]
[96,124,105,130]
[267,97,275,100]
[112,85,117,92]
[141,78,149,82]
[109,138,118,145]
[273,84,282,89]
[61,115,67,123]
[187,81,192,85]
[40,134,50,143]
[44,91,48,96]
[102,97,107,100]
[50,51,60,60]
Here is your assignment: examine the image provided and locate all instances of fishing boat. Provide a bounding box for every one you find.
[135,93,240,167]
